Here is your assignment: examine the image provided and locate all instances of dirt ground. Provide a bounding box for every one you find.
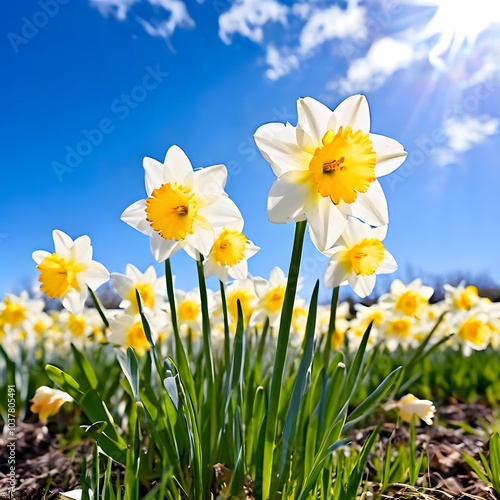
[0,402,498,499]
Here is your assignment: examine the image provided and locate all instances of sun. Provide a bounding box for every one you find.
[406,0,500,68]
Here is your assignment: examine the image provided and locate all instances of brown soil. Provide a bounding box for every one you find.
[1,402,498,499]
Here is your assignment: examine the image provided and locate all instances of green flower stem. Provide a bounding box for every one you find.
[164,259,197,411]
[219,280,231,368]
[88,288,109,328]
[258,220,307,500]
[323,286,339,369]
[196,257,218,493]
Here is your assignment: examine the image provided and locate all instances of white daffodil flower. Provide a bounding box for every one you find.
[385,393,436,425]
[204,221,260,283]
[32,230,109,314]
[111,264,166,315]
[379,278,434,318]
[29,386,73,422]
[121,145,242,262]
[323,217,397,298]
[254,95,407,252]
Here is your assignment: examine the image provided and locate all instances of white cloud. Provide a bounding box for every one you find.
[265,45,299,81]
[298,3,366,55]
[137,0,194,41]
[434,115,499,166]
[90,0,194,41]
[333,36,418,93]
[218,0,288,45]
[90,0,139,20]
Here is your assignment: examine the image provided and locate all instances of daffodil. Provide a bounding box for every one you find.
[108,311,168,356]
[224,277,260,329]
[32,230,110,314]
[111,264,166,314]
[204,223,260,283]
[385,394,436,425]
[121,145,242,262]
[252,267,297,328]
[379,279,434,318]
[30,386,73,422]
[323,218,397,298]
[254,95,407,251]
[444,282,480,311]
[455,312,491,354]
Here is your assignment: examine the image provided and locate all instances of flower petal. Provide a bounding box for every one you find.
[53,230,73,259]
[150,232,182,262]
[62,289,86,315]
[254,122,312,177]
[194,164,228,197]
[200,196,242,228]
[297,97,333,147]
[378,250,398,274]
[344,180,388,227]
[306,196,347,252]
[33,250,50,264]
[349,274,376,298]
[333,94,370,133]
[267,170,311,223]
[228,260,248,280]
[371,133,407,177]
[324,249,349,289]
[72,235,92,263]
[121,200,153,235]
[111,273,133,298]
[143,156,164,195]
[163,145,193,184]
[83,261,110,290]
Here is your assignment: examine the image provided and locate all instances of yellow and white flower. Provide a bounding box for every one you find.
[254,95,407,251]
[33,230,110,314]
[444,282,480,311]
[386,393,436,425]
[323,218,397,298]
[111,264,166,314]
[121,145,242,262]
[108,311,168,356]
[252,267,296,328]
[30,386,73,422]
[204,223,260,283]
[379,278,434,319]
[224,277,260,329]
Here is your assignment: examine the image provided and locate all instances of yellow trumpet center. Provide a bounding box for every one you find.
[454,286,479,310]
[178,300,201,323]
[127,283,156,313]
[145,182,199,240]
[1,300,27,327]
[37,253,88,299]
[212,229,248,266]
[126,322,150,356]
[458,317,489,347]
[309,126,376,204]
[387,317,412,339]
[395,291,429,318]
[262,284,287,314]
[68,314,87,337]
[343,238,385,276]
[227,289,256,325]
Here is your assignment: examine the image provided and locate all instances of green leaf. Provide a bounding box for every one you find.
[273,281,319,496]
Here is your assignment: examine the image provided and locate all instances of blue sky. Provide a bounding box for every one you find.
[2,0,500,302]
